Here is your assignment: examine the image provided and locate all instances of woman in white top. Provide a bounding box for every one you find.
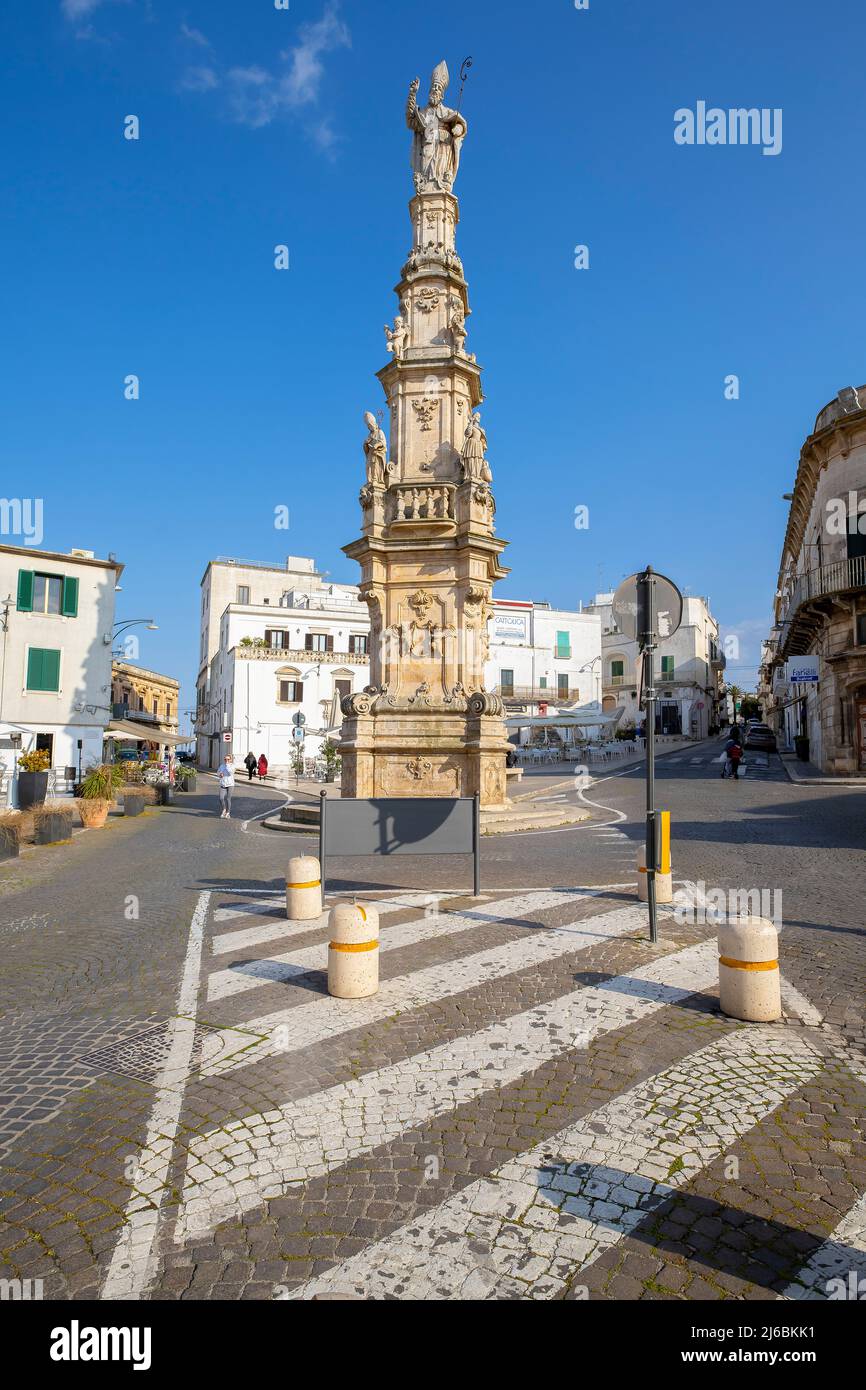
[217,754,235,818]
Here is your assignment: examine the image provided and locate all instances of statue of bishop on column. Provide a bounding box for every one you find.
[406,61,467,194]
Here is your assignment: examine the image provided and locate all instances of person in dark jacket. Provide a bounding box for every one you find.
[244,751,256,781]
[257,753,269,781]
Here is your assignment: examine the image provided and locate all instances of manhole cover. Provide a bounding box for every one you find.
[77,1020,261,1085]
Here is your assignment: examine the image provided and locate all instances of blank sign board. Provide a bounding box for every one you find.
[319,794,481,894]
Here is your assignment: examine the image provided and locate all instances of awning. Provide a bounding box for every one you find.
[504,704,625,731]
[106,720,192,746]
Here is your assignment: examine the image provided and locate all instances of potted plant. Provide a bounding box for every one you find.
[321,738,341,783]
[156,778,175,806]
[17,748,50,809]
[0,811,21,861]
[33,801,74,845]
[77,762,122,829]
[176,765,197,793]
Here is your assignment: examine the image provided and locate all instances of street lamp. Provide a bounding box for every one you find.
[107,618,158,648]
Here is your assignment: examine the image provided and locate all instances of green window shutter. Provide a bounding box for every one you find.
[16,570,34,612]
[26,648,61,692]
[43,649,61,690]
[26,648,42,689]
[61,575,79,617]
[611,660,624,677]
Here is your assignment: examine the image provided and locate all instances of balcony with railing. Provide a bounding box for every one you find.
[234,644,370,665]
[493,684,583,706]
[777,553,866,656]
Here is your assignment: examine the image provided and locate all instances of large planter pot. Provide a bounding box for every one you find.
[18,771,49,810]
[0,824,20,860]
[78,799,110,829]
[35,813,74,845]
[183,775,197,793]
[794,736,810,763]
[157,785,175,806]
[123,793,146,817]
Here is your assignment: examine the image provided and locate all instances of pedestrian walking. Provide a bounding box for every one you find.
[721,738,743,780]
[257,752,269,781]
[244,750,256,781]
[217,753,235,818]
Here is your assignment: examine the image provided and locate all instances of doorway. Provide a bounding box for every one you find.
[856,695,866,772]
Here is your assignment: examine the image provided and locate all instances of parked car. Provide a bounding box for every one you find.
[744,724,776,751]
[176,750,196,765]
[116,748,148,763]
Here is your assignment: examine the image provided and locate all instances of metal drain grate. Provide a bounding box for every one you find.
[77,1020,260,1085]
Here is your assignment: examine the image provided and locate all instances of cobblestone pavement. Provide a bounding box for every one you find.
[1,751,864,1302]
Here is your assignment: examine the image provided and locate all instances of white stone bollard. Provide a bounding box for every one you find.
[328,901,380,999]
[637,847,672,904]
[718,917,781,1022]
[286,855,322,921]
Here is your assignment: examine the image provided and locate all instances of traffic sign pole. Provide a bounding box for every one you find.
[639,567,659,944]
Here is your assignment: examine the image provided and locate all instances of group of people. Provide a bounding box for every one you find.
[215,750,269,819]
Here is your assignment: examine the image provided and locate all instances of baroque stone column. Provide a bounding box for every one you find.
[339,60,510,810]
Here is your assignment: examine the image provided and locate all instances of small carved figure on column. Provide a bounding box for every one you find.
[384,315,409,359]
[461,411,493,483]
[363,411,389,485]
[450,306,467,354]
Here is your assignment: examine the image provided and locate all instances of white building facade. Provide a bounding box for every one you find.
[196,557,371,771]
[0,543,122,799]
[583,591,724,739]
[196,557,604,771]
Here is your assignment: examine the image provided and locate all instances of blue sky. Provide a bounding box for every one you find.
[3,0,865,718]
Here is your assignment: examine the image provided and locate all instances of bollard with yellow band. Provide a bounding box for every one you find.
[637,810,672,905]
[718,916,781,1022]
[328,901,380,999]
[286,854,322,921]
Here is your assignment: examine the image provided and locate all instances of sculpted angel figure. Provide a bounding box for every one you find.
[406,61,467,194]
[450,305,467,353]
[461,411,492,483]
[362,411,389,486]
[384,314,409,359]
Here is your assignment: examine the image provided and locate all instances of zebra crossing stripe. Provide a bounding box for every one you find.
[292,1027,822,1301]
[212,892,450,956]
[175,938,720,1241]
[782,1190,866,1300]
[206,889,594,1003]
[200,903,650,1078]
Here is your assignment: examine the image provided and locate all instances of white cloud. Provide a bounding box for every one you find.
[180,22,210,49]
[61,0,108,18]
[179,66,219,94]
[182,4,350,136]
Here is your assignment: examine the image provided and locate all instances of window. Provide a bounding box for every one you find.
[555,630,571,659]
[500,668,514,696]
[557,673,569,699]
[139,696,145,711]
[236,586,250,605]
[278,680,303,703]
[25,647,61,692]
[305,633,333,652]
[349,634,369,654]
[661,656,675,679]
[153,699,159,716]
[856,613,866,646]
[334,679,352,704]
[539,676,547,689]
[16,570,78,617]
[265,629,290,649]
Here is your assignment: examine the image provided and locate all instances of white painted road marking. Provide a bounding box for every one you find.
[200,902,651,1077]
[176,938,720,1240]
[101,890,211,1301]
[293,1027,822,1301]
